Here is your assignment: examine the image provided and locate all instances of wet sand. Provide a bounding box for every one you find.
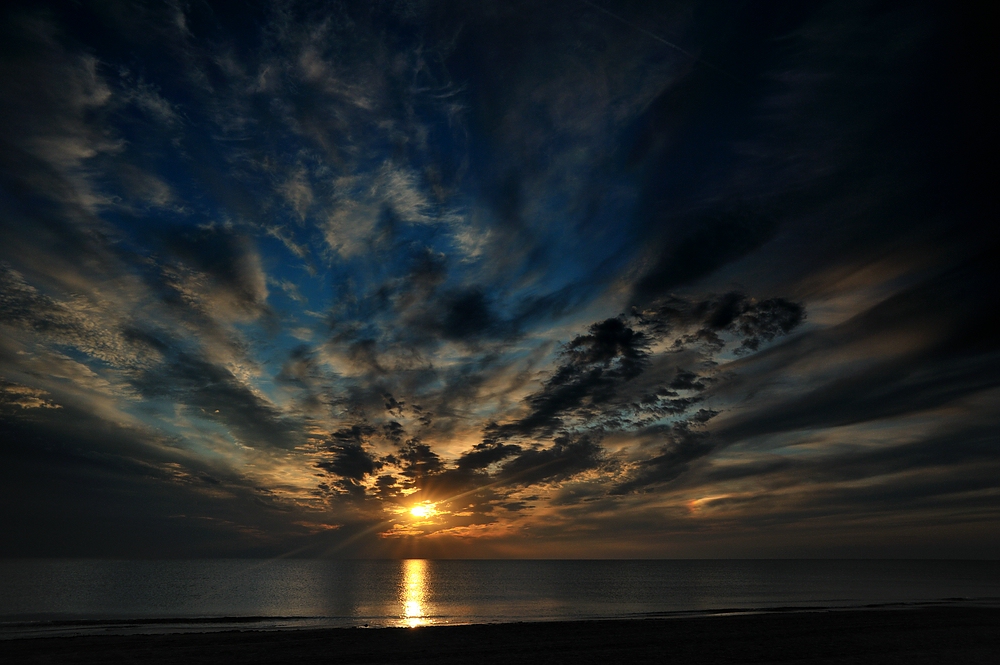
[4,606,998,664]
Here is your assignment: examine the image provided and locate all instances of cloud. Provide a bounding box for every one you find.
[315,425,383,495]
[159,226,271,322]
[439,288,499,341]
[712,251,999,443]
[495,433,605,487]
[0,10,120,210]
[300,287,808,522]
[483,317,651,442]
[0,0,994,558]
[612,421,714,494]
[280,167,314,220]
[457,442,523,471]
[136,349,300,450]
[0,264,161,370]
[0,380,61,411]
[631,209,779,304]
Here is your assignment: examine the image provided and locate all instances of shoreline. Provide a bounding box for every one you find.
[4,597,998,639]
[3,597,999,640]
[4,605,999,664]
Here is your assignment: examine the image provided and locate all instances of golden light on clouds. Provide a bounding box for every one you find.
[686,494,733,515]
[410,503,437,519]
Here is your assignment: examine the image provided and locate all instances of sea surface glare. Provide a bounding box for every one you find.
[2,559,998,637]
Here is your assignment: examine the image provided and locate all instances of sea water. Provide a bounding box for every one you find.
[2,559,998,637]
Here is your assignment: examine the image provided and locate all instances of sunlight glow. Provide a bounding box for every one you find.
[410,503,436,519]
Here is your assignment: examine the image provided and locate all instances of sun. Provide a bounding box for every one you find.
[410,503,436,519]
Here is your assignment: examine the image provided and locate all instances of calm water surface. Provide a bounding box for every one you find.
[2,559,998,637]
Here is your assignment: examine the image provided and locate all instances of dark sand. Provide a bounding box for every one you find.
[3,607,998,664]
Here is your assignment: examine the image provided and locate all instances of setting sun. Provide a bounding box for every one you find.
[410,504,436,519]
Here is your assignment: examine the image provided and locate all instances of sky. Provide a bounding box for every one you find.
[0,0,996,559]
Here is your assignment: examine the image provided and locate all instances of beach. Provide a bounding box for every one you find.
[4,606,998,664]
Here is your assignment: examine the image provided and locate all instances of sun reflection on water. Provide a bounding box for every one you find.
[400,559,429,628]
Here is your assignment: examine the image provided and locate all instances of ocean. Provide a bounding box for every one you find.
[2,559,998,638]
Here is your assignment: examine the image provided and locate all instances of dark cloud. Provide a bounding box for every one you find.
[715,251,1000,443]
[316,425,383,496]
[441,288,498,341]
[0,401,316,557]
[134,349,301,449]
[438,289,809,504]
[484,317,651,443]
[382,420,406,444]
[383,393,405,416]
[613,421,715,494]
[0,0,995,557]
[632,210,779,304]
[276,345,319,388]
[396,439,444,485]
[457,442,523,471]
[496,433,604,487]
[669,370,705,392]
[634,292,805,350]
[159,226,271,319]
